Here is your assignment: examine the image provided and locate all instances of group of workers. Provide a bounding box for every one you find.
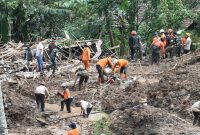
[129,29,192,64]
[34,80,92,134]
[23,37,59,74]
[31,29,194,134]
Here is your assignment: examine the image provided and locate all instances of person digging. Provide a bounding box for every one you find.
[35,81,49,112]
[76,100,93,118]
[60,86,73,113]
[73,67,89,91]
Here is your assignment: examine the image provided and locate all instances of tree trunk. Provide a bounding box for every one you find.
[120,24,126,57]
[0,82,8,135]
[105,10,115,47]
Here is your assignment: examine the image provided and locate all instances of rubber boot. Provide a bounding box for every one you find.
[97,78,101,84]
[101,77,104,83]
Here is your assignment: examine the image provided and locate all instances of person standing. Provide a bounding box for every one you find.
[128,30,142,61]
[36,39,44,73]
[73,67,89,91]
[150,32,165,64]
[184,33,192,54]
[24,45,33,71]
[60,86,73,113]
[48,47,58,74]
[35,81,49,112]
[48,38,57,55]
[82,42,91,71]
[191,101,200,125]
[79,100,93,118]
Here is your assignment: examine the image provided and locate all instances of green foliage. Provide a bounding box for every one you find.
[0,0,199,57]
[93,118,112,135]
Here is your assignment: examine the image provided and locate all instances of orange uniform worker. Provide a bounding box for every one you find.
[151,32,165,64]
[60,86,73,113]
[96,56,114,83]
[82,42,91,71]
[182,37,187,49]
[68,123,79,135]
[113,59,129,79]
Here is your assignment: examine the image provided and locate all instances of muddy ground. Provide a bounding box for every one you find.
[3,51,200,135]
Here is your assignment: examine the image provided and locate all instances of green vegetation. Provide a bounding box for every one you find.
[0,0,199,54]
[93,117,111,135]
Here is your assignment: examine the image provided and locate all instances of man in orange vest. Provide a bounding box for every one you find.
[82,42,91,71]
[68,122,80,135]
[113,59,129,79]
[151,32,165,64]
[60,86,73,113]
[96,56,114,84]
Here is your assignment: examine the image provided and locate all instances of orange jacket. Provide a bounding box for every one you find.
[82,47,91,61]
[151,38,165,54]
[114,59,128,73]
[68,128,79,135]
[64,89,70,100]
[96,57,113,69]
[182,37,187,48]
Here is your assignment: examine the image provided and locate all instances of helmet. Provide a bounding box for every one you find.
[87,42,92,46]
[112,59,118,64]
[131,30,137,36]
[168,29,173,33]
[177,31,181,35]
[186,33,190,37]
[153,32,158,36]
[160,29,165,33]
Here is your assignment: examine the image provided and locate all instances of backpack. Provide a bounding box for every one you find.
[132,36,140,49]
[152,45,160,54]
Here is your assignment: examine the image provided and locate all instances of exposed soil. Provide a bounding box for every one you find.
[3,51,200,135]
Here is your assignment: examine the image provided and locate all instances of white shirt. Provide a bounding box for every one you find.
[185,37,191,50]
[36,42,44,56]
[35,85,48,95]
[191,101,200,111]
[80,100,93,112]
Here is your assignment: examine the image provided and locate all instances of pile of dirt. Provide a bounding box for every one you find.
[110,106,200,135]
[100,52,200,134]
[3,50,200,134]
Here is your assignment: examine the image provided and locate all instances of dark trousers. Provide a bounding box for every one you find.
[83,107,93,118]
[193,111,200,125]
[130,47,142,60]
[78,76,89,91]
[120,66,128,75]
[96,64,104,83]
[184,49,190,54]
[61,98,73,113]
[35,94,45,112]
[152,51,160,64]
[176,46,182,57]
[86,107,93,117]
[49,57,57,74]
[130,48,135,60]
